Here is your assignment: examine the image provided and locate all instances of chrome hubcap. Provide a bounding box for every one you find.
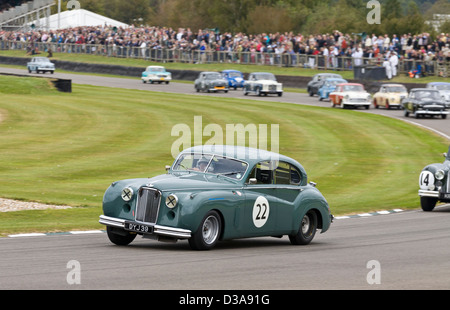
[202,216,219,244]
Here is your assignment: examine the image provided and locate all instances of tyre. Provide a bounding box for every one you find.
[420,196,437,212]
[106,226,137,246]
[189,210,221,250]
[442,114,447,119]
[404,109,410,117]
[289,210,318,245]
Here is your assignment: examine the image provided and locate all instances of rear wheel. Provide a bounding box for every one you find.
[189,210,221,250]
[289,210,318,245]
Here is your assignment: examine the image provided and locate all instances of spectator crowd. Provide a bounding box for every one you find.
[1,24,449,75]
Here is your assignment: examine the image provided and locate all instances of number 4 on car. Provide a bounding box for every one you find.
[418,146,450,211]
[99,145,333,250]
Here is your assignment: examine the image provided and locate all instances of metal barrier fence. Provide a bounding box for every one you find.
[1,40,449,77]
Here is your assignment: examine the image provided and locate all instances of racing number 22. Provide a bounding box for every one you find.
[252,196,270,228]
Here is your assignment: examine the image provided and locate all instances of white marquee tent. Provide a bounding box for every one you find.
[31,8,129,30]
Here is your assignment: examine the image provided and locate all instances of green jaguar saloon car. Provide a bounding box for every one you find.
[99,145,333,250]
[419,146,450,211]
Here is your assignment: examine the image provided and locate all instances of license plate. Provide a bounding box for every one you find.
[125,222,153,233]
[443,193,450,199]
[215,86,225,89]
[160,78,165,80]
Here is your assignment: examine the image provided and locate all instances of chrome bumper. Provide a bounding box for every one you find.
[99,215,191,239]
[343,100,371,106]
[416,110,449,115]
[418,190,439,198]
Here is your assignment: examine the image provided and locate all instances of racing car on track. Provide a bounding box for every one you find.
[419,146,450,211]
[99,145,333,250]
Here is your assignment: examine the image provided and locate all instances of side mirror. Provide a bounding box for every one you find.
[444,153,447,158]
[248,178,257,185]
[165,165,171,172]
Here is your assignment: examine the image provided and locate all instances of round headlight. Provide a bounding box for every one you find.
[165,194,178,209]
[121,187,133,202]
[435,169,445,180]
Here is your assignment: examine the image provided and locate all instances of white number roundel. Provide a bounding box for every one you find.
[252,196,270,228]
[419,171,435,190]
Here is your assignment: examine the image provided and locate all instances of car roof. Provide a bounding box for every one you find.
[222,69,242,73]
[181,145,301,167]
[338,83,363,86]
[315,73,341,76]
[411,88,439,91]
[427,82,450,85]
[380,83,406,87]
[325,78,347,81]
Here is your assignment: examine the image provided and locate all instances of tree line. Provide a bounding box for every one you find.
[54,0,450,37]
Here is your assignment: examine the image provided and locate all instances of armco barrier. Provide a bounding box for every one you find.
[0,72,72,92]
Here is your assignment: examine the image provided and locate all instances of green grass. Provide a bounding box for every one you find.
[0,75,448,236]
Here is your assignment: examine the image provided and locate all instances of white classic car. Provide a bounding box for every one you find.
[329,83,371,109]
[141,66,172,84]
[243,72,283,97]
[427,82,450,106]
[27,57,55,74]
[372,83,408,109]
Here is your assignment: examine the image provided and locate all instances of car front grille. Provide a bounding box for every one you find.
[269,85,277,91]
[350,98,367,102]
[135,187,161,223]
[423,104,444,111]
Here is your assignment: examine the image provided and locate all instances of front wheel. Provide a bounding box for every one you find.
[420,196,437,212]
[189,210,221,250]
[106,226,137,246]
[289,210,317,245]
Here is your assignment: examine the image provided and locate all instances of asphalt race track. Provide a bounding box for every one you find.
[1,67,450,290]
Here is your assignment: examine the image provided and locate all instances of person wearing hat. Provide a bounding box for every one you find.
[389,51,398,77]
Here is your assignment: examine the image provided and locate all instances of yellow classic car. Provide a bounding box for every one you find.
[372,84,408,109]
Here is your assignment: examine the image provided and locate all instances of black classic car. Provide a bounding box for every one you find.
[194,72,229,93]
[419,146,450,211]
[307,73,343,97]
[402,88,449,119]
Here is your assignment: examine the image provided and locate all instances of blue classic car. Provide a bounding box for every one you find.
[318,78,348,101]
[99,145,333,250]
[141,66,172,84]
[307,73,343,97]
[222,69,245,90]
[27,57,55,74]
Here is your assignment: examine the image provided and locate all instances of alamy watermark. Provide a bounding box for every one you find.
[367,0,381,25]
[366,260,381,285]
[171,116,279,160]
[66,259,81,285]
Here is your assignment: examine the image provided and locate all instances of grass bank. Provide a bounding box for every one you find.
[0,75,447,236]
